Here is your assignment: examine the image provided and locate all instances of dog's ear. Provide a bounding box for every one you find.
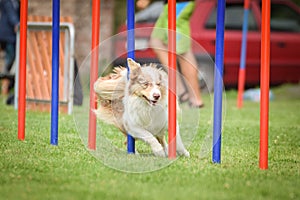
[127,58,141,71]
[158,68,168,86]
[127,58,141,79]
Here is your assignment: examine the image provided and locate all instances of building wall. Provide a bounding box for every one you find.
[28,0,114,66]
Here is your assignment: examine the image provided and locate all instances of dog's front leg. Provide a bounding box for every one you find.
[128,126,166,157]
[176,121,190,157]
[156,135,168,156]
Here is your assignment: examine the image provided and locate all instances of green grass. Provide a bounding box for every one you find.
[0,84,299,200]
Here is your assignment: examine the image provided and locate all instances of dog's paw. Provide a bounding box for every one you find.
[153,148,167,157]
[177,149,190,158]
[163,146,168,156]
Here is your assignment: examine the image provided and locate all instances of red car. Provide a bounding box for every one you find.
[114,0,300,91]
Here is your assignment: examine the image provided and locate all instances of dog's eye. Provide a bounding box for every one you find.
[156,82,161,86]
[143,82,149,87]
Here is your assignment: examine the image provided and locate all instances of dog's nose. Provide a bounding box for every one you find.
[153,93,160,100]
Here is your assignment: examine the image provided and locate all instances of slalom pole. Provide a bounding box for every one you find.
[212,0,226,163]
[127,0,135,154]
[237,0,250,108]
[88,0,101,150]
[18,0,28,141]
[168,0,177,159]
[50,0,60,145]
[259,0,270,170]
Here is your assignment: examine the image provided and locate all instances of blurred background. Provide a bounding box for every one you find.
[0,0,299,93]
[0,0,296,66]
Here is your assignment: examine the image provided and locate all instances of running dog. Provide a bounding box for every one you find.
[94,58,189,157]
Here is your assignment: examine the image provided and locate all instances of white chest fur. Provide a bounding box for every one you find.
[123,96,167,136]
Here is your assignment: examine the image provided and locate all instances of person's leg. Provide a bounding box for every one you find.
[1,43,15,95]
[149,37,168,66]
[178,49,203,107]
[4,43,16,74]
[149,37,187,98]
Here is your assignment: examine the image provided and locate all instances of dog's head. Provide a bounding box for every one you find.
[127,58,167,106]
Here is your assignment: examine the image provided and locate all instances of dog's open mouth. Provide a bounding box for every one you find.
[142,95,158,106]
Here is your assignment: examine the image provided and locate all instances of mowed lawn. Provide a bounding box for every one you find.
[0,84,299,200]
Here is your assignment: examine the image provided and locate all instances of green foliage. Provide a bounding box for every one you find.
[0,84,299,200]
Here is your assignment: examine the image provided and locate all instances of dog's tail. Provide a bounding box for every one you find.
[94,67,127,133]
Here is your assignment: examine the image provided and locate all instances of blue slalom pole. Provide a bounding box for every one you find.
[240,9,249,72]
[212,0,225,163]
[126,0,135,153]
[237,0,250,108]
[51,0,60,145]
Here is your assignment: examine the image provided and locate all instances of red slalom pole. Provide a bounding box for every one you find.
[168,0,176,159]
[88,0,100,150]
[259,0,270,170]
[18,0,28,141]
